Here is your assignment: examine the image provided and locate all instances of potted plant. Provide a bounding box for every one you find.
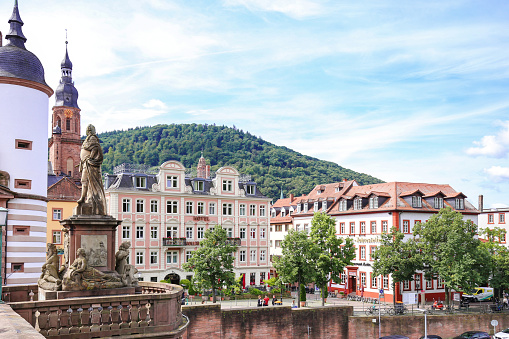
[339,291,345,299]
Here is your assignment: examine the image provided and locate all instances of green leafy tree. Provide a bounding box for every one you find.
[480,227,509,298]
[372,226,422,306]
[413,207,488,306]
[182,225,238,303]
[310,212,356,306]
[273,230,318,308]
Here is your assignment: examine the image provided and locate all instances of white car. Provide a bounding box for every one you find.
[494,328,509,339]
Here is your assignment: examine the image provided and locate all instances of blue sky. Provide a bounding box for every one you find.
[4,0,509,208]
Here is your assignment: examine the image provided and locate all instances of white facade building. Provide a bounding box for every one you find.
[0,1,53,285]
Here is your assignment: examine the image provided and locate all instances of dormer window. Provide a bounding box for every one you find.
[281,209,286,217]
[369,197,378,209]
[166,176,178,188]
[317,190,323,195]
[323,201,327,210]
[303,203,308,213]
[354,197,363,210]
[412,196,422,208]
[222,180,233,192]
[455,198,464,210]
[314,202,319,211]
[135,176,146,188]
[339,200,347,211]
[434,197,444,209]
[194,180,204,191]
[246,184,255,195]
[335,187,340,193]
[297,205,301,213]
[271,209,276,218]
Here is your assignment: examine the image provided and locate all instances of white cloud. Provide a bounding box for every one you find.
[485,166,509,182]
[466,121,509,158]
[223,0,325,19]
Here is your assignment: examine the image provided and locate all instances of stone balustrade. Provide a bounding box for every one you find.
[7,282,188,339]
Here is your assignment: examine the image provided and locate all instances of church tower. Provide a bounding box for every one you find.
[48,40,81,180]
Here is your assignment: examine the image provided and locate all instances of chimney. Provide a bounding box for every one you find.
[342,178,347,182]
[289,193,294,202]
[478,195,484,212]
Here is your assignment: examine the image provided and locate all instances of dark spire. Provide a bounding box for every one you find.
[54,36,79,109]
[5,0,27,49]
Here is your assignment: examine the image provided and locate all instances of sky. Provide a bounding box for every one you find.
[3,0,509,209]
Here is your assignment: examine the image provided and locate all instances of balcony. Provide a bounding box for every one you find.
[162,238,187,246]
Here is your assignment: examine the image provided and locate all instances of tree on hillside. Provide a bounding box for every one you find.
[182,225,238,303]
[479,227,509,299]
[309,212,355,306]
[372,227,422,306]
[273,230,318,308]
[412,207,489,306]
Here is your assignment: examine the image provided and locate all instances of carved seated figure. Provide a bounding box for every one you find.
[63,248,123,291]
[38,243,62,291]
[115,241,139,287]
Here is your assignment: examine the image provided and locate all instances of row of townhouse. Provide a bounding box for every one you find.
[270,180,479,303]
[104,157,271,287]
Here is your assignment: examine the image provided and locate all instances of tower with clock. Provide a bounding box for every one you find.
[48,40,82,180]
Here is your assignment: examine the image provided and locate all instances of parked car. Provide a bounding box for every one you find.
[379,336,409,339]
[494,328,509,339]
[461,287,494,302]
[419,335,442,339]
[452,331,490,339]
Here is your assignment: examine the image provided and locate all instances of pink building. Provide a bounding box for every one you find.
[105,157,271,287]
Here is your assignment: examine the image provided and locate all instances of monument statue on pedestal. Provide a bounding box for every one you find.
[115,241,139,287]
[77,124,107,215]
[38,243,62,291]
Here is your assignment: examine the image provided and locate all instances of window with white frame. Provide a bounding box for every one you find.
[314,202,319,211]
[403,281,410,290]
[194,180,204,191]
[53,209,62,220]
[246,184,255,195]
[339,200,347,211]
[341,273,347,284]
[412,196,422,208]
[426,279,432,289]
[197,227,204,239]
[371,221,376,234]
[122,226,130,239]
[360,222,366,234]
[372,275,377,288]
[136,252,143,265]
[382,221,388,233]
[166,226,178,238]
[350,222,355,234]
[249,204,256,216]
[222,203,233,215]
[222,180,233,192]
[136,225,144,239]
[437,277,444,288]
[250,250,256,262]
[166,201,178,214]
[354,198,363,210]
[186,227,193,239]
[271,209,276,218]
[434,197,444,209]
[369,197,379,209]
[489,214,494,223]
[227,227,233,238]
[297,205,301,213]
[150,200,158,213]
[167,251,178,264]
[135,176,146,188]
[360,247,366,260]
[122,199,131,213]
[501,214,506,223]
[239,204,246,216]
[360,272,366,287]
[415,275,421,290]
[240,228,246,239]
[260,228,266,239]
[166,176,178,188]
[323,201,328,210]
[136,199,144,213]
[197,202,204,215]
[403,220,409,233]
[455,198,464,210]
[150,251,158,264]
[383,276,389,289]
[275,240,281,248]
[209,202,216,215]
[239,250,246,262]
[260,250,266,261]
[52,231,61,244]
[259,205,266,217]
[250,228,256,239]
[150,225,158,239]
[281,209,286,217]
[340,223,345,234]
[185,250,193,262]
[186,201,193,214]
[303,203,308,213]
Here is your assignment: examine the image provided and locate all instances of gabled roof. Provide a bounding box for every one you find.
[399,189,424,197]
[47,176,81,201]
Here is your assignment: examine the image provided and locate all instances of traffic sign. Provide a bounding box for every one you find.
[491,319,499,327]
[379,289,384,295]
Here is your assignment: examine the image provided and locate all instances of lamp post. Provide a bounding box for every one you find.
[0,207,8,304]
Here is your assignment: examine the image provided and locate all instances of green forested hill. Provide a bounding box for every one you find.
[98,124,383,201]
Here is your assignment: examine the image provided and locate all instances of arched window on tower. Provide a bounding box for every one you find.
[56,117,61,128]
[75,119,78,134]
[67,158,73,176]
[66,118,71,130]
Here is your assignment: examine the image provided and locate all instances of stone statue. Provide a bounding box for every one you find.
[115,241,139,287]
[77,124,107,215]
[63,248,123,291]
[61,228,69,269]
[38,243,62,291]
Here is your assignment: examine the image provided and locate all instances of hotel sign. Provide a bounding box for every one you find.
[193,216,210,222]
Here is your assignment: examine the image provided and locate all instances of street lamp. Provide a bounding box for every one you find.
[0,207,8,304]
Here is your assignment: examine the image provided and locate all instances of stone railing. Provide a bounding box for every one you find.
[8,282,188,339]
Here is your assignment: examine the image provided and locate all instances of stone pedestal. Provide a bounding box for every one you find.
[61,215,121,273]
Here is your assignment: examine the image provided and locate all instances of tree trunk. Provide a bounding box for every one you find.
[322,283,326,307]
[444,286,449,307]
[212,286,217,303]
[297,273,301,308]
[392,280,396,307]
